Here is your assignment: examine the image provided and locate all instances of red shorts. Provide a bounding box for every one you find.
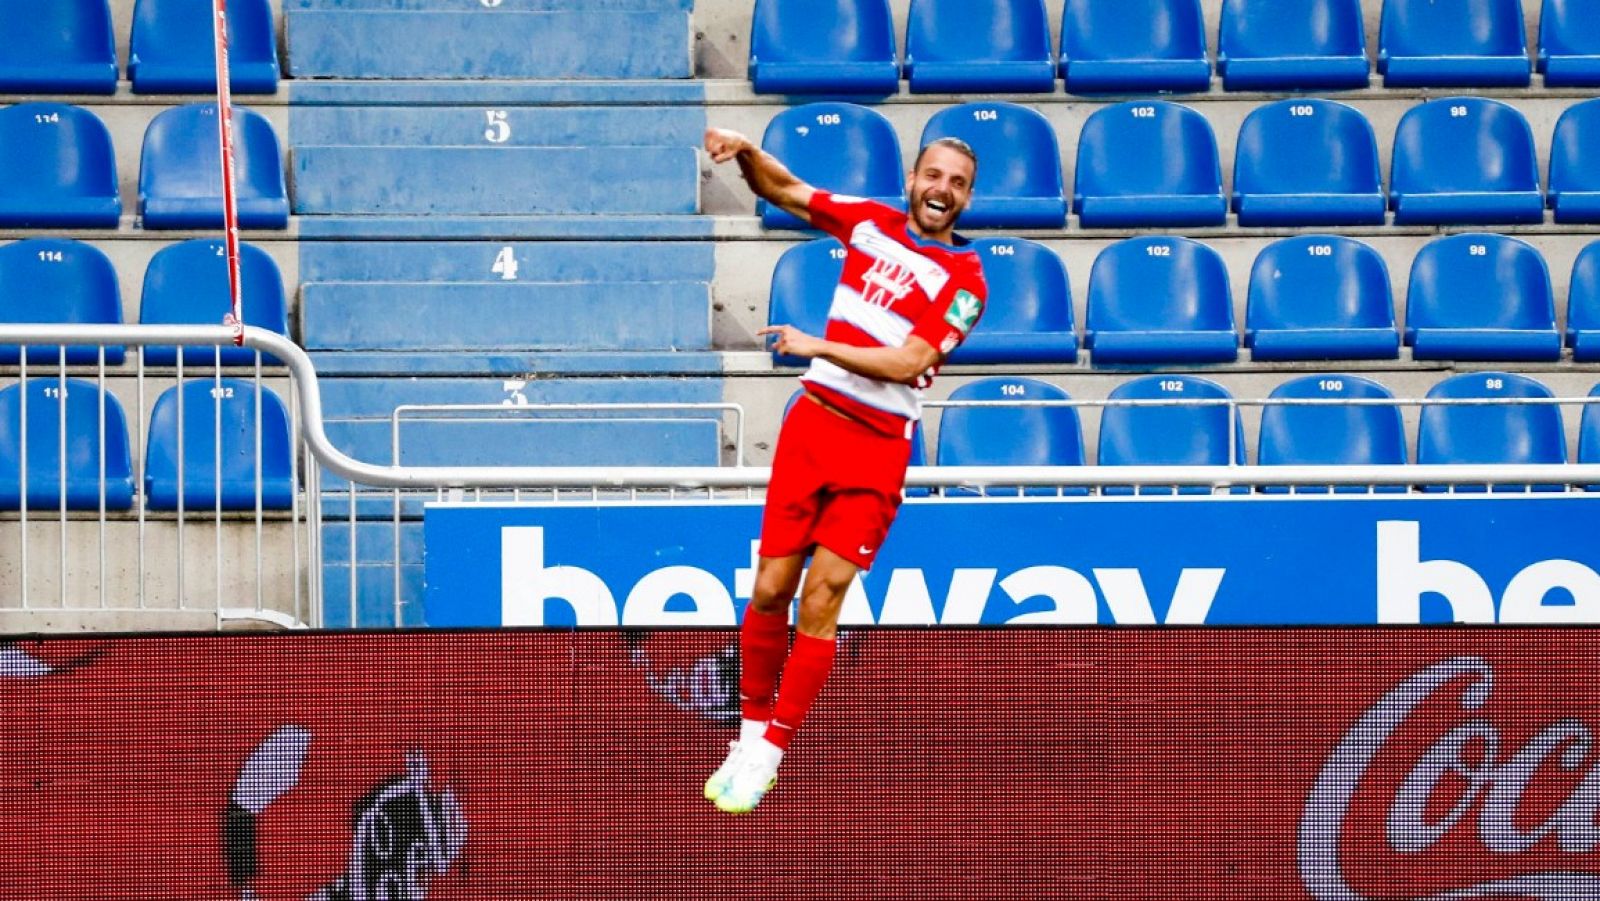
[759,393,913,570]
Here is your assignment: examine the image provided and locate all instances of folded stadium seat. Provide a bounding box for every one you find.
[1389,97,1544,225]
[1073,101,1227,228]
[1098,375,1245,496]
[767,238,844,368]
[918,102,1066,228]
[905,0,1055,94]
[1404,234,1560,362]
[0,239,124,366]
[1578,384,1600,490]
[945,238,1076,364]
[0,377,133,510]
[1565,241,1600,360]
[748,0,899,95]
[1245,236,1398,361]
[937,377,1085,497]
[0,0,117,94]
[138,239,288,366]
[139,104,288,230]
[1085,237,1237,365]
[0,103,120,228]
[758,103,904,230]
[1378,0,1531,87]
[1232,99,1385,227]
[1539,0,1600,86]
[145,379,293,511]
[129,0,279,93]
[1549,98,1600,224]
[1216,0,1370,91]
[1417,372,1566,493]
[1258,374,1407,494]
[1060,0,1210,93]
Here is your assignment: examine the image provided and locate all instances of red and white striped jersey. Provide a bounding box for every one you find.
[797,191,988,437]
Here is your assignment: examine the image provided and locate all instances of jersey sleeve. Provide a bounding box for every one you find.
[910,263,988,358]
[806,191,894,243]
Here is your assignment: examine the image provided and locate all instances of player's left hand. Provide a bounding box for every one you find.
[758,324,822,359]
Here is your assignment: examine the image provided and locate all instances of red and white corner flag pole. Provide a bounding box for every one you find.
[211,0,245,346]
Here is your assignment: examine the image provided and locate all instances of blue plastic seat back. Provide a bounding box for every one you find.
[1061,0,1209,92]
[1568,242,1600,358]
[0,377,133,510]
[1099,374,1244,495]
[1419,372,1565,492]
[1085,237,1234,344]
[1260,375,1407,493]
[138,239,289,366]
[905,0,1054,93]
[1380,0,1530,86]
[759,103,904,229]
[0,103,120,228]
[1540,0,1600,85]
[767,238,845,367]
[1577,383,1600,483]
[1073,101,1225,227]
[938,377,1083,497]
[946,237,1074,364]
[1232,99,1385,226]
[139,103,289,230]
[0,0,118,94]
[919,102,1065,228]
[145,379,294,511]
[0,239,124,366]
[1550,98,1600,222]
[1217,0,1369,90]
[1389,98,1543,223]
[130,0,279,93]
[749,0,899,94]
[1246,236,1396,360]
[1404,234,1557,360]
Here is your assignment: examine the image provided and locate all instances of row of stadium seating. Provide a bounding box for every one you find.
[763,97,1600,229]
[0,103,287,229]
[775,235,1600,365]
[0,377,292,511]
[0,0,277,95]
[0,238,288,366]
[751,0,1600,94]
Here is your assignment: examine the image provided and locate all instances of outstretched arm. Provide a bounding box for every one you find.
[705,128,816,225]
[761,325,941,386]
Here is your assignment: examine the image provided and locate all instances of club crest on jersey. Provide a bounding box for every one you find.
[944,289,982,335]
[861,257,917,308]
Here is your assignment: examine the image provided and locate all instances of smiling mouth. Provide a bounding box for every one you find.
[924,198,949,215]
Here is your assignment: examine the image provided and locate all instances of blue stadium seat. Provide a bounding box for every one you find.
[1565,241,1600,360]
[1060,0,1210,93]
[1085,237,1237,365]
[145,379,294,511]
[1232,99,1385,227]
[139,104,288,230]
[0,239,124,366]
[1258,374,1407,494]
[1099,375,1245,496]
[946,238,1076,364]
[1540,0,1600,86]
[937,377,1084,497]
[919,102,1065,228]
[0,378,133,511]
[1418,372,1566,493]
[759,103,904,230]
[1404,234,1559,362]
[0,0,117,94]
[749,0,899,95]
[1389,98,1544,225]
[1246,236,1397,361]
[0,103,120,228]
[767,238,844,368]
[1379,0,1531,87]
[129,0,279,93]
[138,240,288,367]
[1217,0,1369,90]
[1577,383,1600,488]
[1074,101,1226,228]
[1550,98,1600,224]
[905,0,1055,94]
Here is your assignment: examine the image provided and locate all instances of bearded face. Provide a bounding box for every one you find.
[906,144,975,238]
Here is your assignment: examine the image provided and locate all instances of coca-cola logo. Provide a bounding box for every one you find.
[1299,656,1600,900]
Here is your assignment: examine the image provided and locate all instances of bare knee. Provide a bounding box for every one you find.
[751,557,803,616]
[797,571,853,638]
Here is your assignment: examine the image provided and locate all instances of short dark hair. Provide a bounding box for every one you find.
[913,137,978,179]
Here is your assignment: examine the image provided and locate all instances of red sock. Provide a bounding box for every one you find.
[739,605,789,723]
[764,632,837,752]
